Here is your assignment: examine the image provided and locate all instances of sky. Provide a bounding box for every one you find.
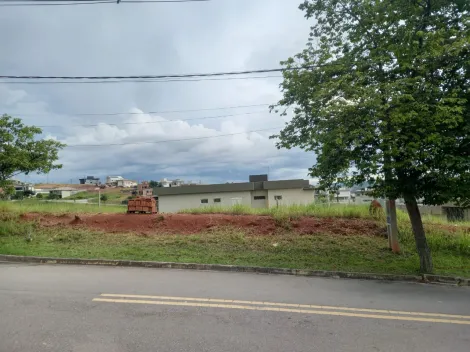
[0,0,317,185]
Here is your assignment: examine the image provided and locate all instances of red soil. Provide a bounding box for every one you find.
[19,212,387,237]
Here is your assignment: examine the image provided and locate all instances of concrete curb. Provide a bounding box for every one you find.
[0,254,468,286]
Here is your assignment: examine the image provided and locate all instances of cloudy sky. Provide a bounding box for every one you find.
[0,0,317,185]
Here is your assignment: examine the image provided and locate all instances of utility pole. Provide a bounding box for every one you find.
[98,189,101,208]
[386,199,400,253]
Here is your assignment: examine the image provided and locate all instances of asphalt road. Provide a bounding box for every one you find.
[1,263,469,352]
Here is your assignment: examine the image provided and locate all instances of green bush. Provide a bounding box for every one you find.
[12,192,24,200]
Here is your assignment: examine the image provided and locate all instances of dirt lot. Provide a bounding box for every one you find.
[19,213,386,237]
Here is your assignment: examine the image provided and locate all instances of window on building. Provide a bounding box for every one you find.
[200,199,208,204]
[214,198,221,203]
[254,196,266,200]
[274,195,283,200]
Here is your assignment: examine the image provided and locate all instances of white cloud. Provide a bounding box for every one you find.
[0,0,315,184]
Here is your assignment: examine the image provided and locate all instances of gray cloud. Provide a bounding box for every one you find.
[0,0,315,184]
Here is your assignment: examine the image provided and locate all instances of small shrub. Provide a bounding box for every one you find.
[369,200,385,221]
[274,216,292,230]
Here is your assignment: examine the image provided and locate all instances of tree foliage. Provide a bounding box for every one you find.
[149,180,162,188]
[0,114,65,188]
[272,0,469,272]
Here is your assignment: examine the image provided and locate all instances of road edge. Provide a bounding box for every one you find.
[0,254,468,286]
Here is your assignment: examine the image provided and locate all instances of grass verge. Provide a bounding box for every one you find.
[0,216,468,277]
[0,200,125,214]
[181,203,470,227]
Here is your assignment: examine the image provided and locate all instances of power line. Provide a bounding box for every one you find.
[37,110,268,128]
[139,153,310,172]
[0,0,210,6]
[0,0,209,2]
[0,67,314,80]
[0,1,114,5]
[0,75,283,85]
[64,126,281,147]
[12,103,271,117]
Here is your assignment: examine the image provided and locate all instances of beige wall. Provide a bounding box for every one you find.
[251,190,268,208]
[159,188,315,213]
[158,191,252,213]
[267,188,314,208]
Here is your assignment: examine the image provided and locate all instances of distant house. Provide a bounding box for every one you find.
[79,176,100,186]
[160,178,184,187]
[13,182,35,195]
[138,181,153,197]
[49,187,83,199]
[335,188,353,203]
[106,176,124,185]
[156,174,315,213]
[117,179,137,188]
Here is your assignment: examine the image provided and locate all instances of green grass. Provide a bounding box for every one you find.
[66,191,99,200]
[67,190,129,204]
[0,202,468,277]
[0,213,468,277]
[181,203,470,227]
[0,200,125,214]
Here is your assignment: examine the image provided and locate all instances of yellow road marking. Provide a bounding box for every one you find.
[99,293,470,320]
[92,298,470,325]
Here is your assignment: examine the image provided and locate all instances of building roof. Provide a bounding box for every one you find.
[79,176,99,181]
[156,179,311,196]
[50,187,80,191]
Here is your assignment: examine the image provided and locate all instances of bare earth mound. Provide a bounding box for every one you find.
[20,213,386,237]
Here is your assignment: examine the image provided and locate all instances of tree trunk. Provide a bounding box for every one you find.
[404,196,433,273]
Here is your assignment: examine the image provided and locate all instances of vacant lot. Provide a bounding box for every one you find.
[16,212,386,236]
[0,203,469,277]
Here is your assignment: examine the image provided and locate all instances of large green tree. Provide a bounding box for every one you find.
[272,0,469,273]
[0,114,65,192]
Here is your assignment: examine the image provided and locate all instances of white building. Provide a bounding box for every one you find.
[160,178,184,188]
[79,176,100,186]
[160,178,171,187]
[156,175,315,213]
[334,188,353,203]
[117,179,138,188]
[106,176,124,184]
[49,187,84,199]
